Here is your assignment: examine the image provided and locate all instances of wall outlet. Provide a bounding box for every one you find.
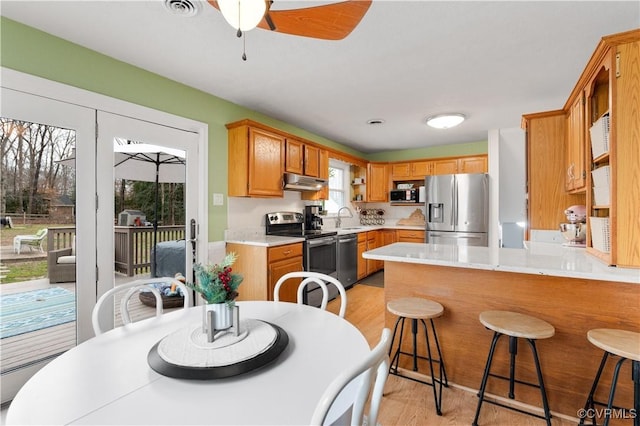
[212,193,224,206]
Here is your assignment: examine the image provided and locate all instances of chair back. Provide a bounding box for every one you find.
[311,328,392,426]
[92,277,191,336]
[274,271,347,318]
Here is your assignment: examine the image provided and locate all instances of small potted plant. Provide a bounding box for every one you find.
[187,253,243,331]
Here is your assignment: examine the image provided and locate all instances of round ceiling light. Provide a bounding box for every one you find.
[426,113,466,129]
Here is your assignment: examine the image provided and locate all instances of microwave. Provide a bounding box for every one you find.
[390,188,418,203]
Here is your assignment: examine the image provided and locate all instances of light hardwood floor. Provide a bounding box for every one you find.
[327,283,578,426]
[1,279,586,425]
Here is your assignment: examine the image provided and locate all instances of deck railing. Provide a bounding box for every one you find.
[47,226,185,277]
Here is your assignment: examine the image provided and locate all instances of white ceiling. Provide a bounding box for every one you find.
[2,1,638,154]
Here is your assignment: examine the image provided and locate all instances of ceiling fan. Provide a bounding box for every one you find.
[207,0,373,41]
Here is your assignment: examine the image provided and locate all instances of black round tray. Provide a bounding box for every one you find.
[147,322,289,380]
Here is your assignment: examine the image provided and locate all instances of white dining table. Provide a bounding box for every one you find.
[7,301,370,425]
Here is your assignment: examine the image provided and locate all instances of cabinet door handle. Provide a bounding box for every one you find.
[282,250,291,255]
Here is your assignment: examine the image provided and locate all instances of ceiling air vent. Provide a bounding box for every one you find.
[163,0,199,18]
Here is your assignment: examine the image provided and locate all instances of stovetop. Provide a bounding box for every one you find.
[265,211,336,240]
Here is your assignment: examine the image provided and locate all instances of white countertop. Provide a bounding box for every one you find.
[225,234,305,247]
[224,225,424,247]
[362,242,640,284]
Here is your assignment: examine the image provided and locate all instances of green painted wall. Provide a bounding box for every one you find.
[367,140,487,162]
[1,17,487,241]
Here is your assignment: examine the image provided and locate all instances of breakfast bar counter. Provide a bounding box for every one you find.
[363,242,639,420]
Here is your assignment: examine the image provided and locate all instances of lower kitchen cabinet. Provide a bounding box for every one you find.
[225,242,303,303]
[382,229,397,246]
[396,229,425,243]
[356,233,367,281]
[366,231,383,275]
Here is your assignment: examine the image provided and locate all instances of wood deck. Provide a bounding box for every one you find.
[0,276,181,374]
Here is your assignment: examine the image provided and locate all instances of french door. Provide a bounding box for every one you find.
[0,88,96,403]
[95,111,199,331]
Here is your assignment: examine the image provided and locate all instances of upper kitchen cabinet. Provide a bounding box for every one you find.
[391,161,430,180]
[581,30,640,267]
[432,158,458,175]
[458,156,488,174]
[367,162,388,202]
[285,138,320,178]
[301,148,329,201]
[522,111,585,236]
[565,91,587,193]
[391,156,488,182]
[304,145,320,177]
[284,138,304,175]
[227,120,285,198]
[524,29,639,267]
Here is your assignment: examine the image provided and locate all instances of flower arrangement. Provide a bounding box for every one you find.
[187,252,243,306]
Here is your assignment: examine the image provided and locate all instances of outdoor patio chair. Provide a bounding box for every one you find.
[48,237,76,283]
[13,228,48,254]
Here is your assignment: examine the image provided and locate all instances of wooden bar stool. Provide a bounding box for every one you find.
[579,329,640,426]
[387,297,448,415]
[472,310,555,426]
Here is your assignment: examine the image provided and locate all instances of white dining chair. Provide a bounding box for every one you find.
[311,328,392,426]
[273,271,347,318]
[91,277,191,336]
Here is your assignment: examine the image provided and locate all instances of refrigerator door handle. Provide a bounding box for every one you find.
[452,177,457,228]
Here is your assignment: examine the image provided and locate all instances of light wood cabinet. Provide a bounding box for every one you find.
[366,230,383,274]
[458,156,488,174]
[583,32,640,267]
[366,163,388,202]
[522,28,639,266]
[304,145,320,177]
[285,138,303,175]
[565,92,587,192]
[391,161,431,180]
[301,148,329,201]
[396,229,425,243]
[382,229,397,246]
[391,156,488,183]
[357,232,367,280]
[225,242,303,302]
[522,111,585,237]
[227,122,285,198]
[432,158,458,175]
[267,244,304,303]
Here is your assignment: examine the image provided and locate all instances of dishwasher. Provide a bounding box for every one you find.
[336,233,358,289]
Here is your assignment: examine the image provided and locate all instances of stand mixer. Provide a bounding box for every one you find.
[559,205,587,247]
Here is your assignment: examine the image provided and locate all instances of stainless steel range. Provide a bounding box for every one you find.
[265,211,338,307]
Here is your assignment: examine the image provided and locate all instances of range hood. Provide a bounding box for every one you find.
[283,173,327,191]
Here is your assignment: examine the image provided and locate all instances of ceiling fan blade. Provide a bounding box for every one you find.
[257,0,372,40]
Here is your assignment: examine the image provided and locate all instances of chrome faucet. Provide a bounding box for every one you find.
[335,206,353,228]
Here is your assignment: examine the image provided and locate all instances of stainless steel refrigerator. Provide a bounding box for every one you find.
[425,173,489,246]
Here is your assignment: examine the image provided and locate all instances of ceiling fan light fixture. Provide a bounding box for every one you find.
[218,0,266,32]
[426,113,466,129]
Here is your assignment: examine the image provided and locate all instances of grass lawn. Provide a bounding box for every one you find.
[3,260,48,282]
[1,223,70,284]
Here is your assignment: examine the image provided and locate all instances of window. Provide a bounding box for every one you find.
[325,159,350,214]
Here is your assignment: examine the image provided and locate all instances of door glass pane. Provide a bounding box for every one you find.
[0,117,77,373]
[111,137,187,326]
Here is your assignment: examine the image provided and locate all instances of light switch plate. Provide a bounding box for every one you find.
[212,193,224,206]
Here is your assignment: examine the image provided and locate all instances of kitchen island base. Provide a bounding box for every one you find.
[383,261,638,420]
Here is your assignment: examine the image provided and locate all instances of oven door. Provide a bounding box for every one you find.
[304,236,338,307]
